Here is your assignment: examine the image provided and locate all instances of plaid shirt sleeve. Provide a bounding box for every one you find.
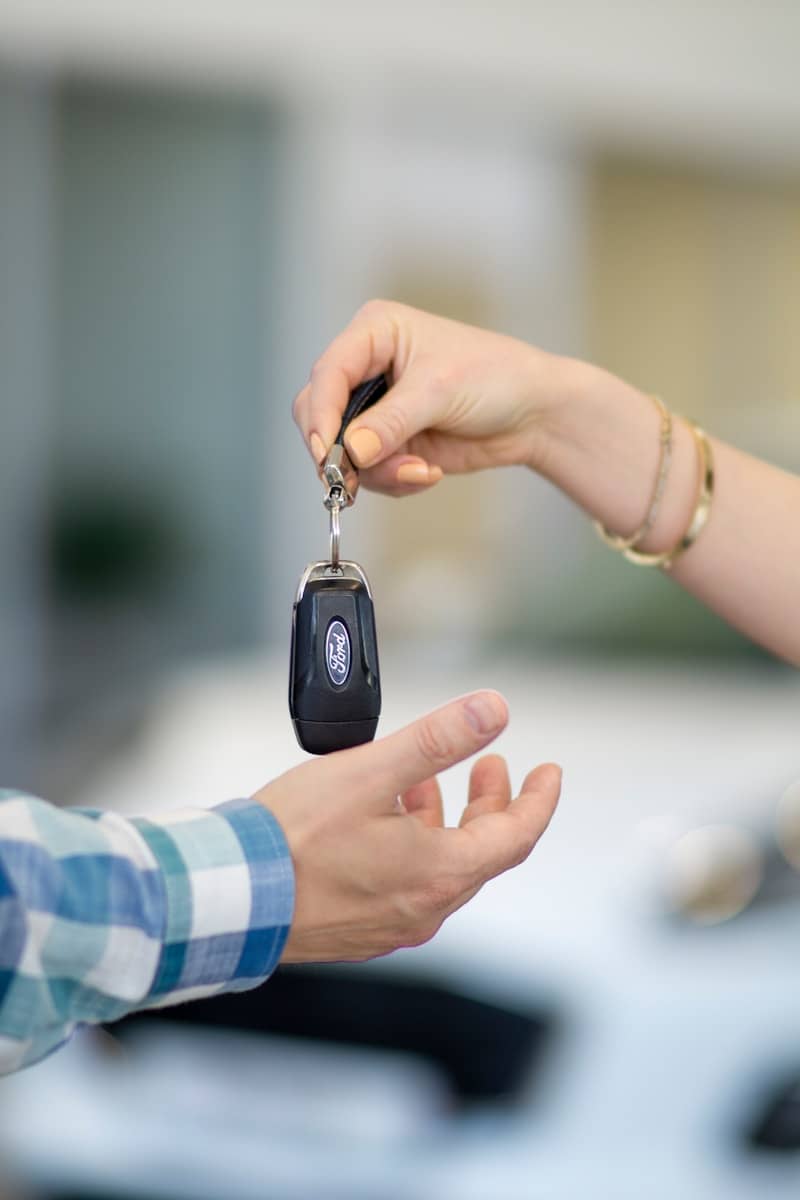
[0,790,294,1074]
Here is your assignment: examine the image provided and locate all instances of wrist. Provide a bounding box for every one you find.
[509,344,583,473]
[530,355,630,467]
[515,349,615,475]
[527,356,695,546]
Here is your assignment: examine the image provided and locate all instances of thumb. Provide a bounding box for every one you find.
[328,691,509,807]
[344,375,446,469]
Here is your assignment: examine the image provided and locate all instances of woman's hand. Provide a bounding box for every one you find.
[255,690,561,963]
[292,300,569,497]
[295,299,800,668]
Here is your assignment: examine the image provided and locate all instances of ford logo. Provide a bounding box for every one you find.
[325,619,351,687]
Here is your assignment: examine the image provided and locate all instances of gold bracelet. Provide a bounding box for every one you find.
[593,395,673,551]
[622,422,714,569]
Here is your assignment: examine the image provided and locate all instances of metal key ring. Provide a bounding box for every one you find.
[329,503,341,568]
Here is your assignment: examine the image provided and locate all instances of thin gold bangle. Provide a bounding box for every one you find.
[622,422,714,569]
[593,395,673,551]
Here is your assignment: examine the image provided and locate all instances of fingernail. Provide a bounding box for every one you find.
[309,432,326,464]
[346,427,382,468]
[464,693,507,735]
[396,462,431,485]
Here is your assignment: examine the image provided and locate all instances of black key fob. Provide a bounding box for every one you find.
[289,561,381,754]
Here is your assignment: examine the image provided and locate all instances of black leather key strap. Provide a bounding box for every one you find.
[334,374,388,445]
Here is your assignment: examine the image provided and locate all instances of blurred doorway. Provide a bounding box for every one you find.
[0,75,276,795]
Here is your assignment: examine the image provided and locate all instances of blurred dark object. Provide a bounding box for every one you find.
[745,1071,800,1153]
[117,965,556,1106]
[44,1195,168,1200]
[48,484,178,601]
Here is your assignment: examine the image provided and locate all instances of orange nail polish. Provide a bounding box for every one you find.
[346,428,382,468]
[396,463,430,485]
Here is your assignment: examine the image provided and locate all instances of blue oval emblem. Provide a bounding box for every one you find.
[325,619,351,687]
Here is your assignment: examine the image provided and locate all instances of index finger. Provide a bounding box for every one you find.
[304,690,510,813]
[293,302,401,455]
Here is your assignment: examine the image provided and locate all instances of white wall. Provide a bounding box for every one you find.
[1,1,799,170]
[261,98,589,646]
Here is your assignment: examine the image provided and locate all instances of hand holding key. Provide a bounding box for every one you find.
[292,299,566,493]
[258,691,561,962]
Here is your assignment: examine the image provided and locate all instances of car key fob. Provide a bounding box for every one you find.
[289,561,381,754]
[289,375,387,755]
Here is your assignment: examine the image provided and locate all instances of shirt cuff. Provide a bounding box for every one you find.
[131,799,294,1007]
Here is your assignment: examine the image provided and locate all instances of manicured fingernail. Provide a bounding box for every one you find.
[309,432,326,464]
[396,462,432,485]
[346,427,382,467]
[464,693,507,735]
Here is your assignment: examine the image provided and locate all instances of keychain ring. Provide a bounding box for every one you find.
[329,503,341,567]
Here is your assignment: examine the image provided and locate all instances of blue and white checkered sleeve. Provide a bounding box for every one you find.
[0,790,294,1074]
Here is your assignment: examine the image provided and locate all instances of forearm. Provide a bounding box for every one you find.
[537,357,800,665]
[0,793,294,1072]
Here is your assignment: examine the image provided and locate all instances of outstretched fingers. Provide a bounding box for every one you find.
[409,762,561,932]
[401,777,444,828]
[456,762,562,884]
[459,754,512,826]
[320,691,510,811]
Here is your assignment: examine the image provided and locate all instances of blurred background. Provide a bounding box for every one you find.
[2,2,800,1197]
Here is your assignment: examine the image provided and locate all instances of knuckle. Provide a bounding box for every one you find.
[402,899,446,947]
[355,297,386,321]
[425,876,462,914]
[509,842,532,870]
[388,895,435,950]
[398,907,441,945]
[393,869,466,948]
[507,819,537,867]
[376,402,408,448]
[404,920,441,949]
[428,364,460,400]
[414,717,455,769]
